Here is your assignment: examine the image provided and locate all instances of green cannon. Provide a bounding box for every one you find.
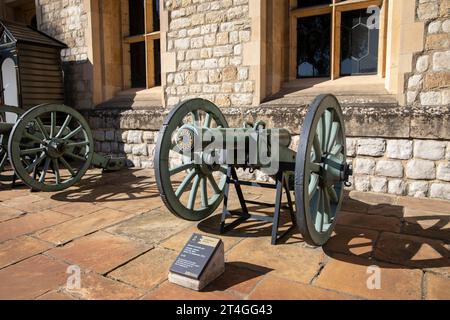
[155,94,353,246]
[0,103,126,192]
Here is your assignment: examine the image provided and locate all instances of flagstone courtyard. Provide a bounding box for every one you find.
[0,169,449,300]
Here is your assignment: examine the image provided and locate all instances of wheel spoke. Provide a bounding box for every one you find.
[315,189,324,232]
[323,110,332,152]
[309,173,319,199]
[39,158,51,183]
[322,189,332,231]
[65,152,87,162]
[316,119,323,150]
[192,110,200,127]
[59,156,76,177]
[313,134,322,161]
[20,147,45,156]
[50,112,56,138]
[35,117,50,140]
[308,161,321,173]
[187,175,200,210]
[24,132,45,144]
[56,115,72,138]
[204,113,212,128]
[331,144,343,156]
[206,172,221,195]
[169,162,194,176]
[0,151,7,170]
[175,170,196,198]
[63,125,83,141]
[326,185,339,203]
[327,122,340,153]
[25,153,46,173]
[66,141,89,148]
[201,176,208,208]
[52,159,61,184]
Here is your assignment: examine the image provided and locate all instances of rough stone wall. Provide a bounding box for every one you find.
[37,0,93,109]
[345,138,450,200]
[406,0,450,106]
[164,0,254,108]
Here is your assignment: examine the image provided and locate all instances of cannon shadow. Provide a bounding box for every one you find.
[198,191,450,270]
[49,169,161,203]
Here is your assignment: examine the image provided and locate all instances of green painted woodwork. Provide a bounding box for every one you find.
[155,98,230,221]
[7,104,94,192]
[295,94,348,246]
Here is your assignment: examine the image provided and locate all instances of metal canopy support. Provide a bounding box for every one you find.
[220,167,297,245]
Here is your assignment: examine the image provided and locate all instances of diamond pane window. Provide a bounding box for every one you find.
[340,9,379,76]
[297,14,331,78]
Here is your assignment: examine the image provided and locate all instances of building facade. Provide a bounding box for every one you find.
[1,0,450,200]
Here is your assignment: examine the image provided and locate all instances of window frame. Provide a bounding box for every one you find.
[124,0,161,88]
[289,0,387,81]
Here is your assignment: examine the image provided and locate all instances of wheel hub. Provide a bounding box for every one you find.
[45,139,66,158]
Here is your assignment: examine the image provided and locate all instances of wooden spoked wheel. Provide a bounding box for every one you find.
[295,94,347,246]
[8,104,94,192]
[154,99,229,221]
[0,106,24,182]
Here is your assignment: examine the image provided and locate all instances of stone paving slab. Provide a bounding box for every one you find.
[0,169,449,300]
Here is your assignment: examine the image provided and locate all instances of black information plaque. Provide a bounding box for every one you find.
[170,234,222,280]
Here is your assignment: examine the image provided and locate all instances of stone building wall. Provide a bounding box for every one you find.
[79,0,450,201]
[346,138,450,200]
[164,0,254,108]
[37,0,93,109]
[406,0,450,106]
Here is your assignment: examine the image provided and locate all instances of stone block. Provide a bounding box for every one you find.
[386,139,413,159]
[370,176,388,193]
[437,163,450,181]
[430,183,450,200]
[388,179,406,196]
[420,91,442,106]
[93,130,105,142]
[354,158,376,175]
[132,144,148,157]
[414,140,446,160]
[407,181,429,198]
[433,51,450,71]
[375,160,404,178]
[416,55,429,72]
[406,159,436,180]
[346,138,357,157]
[354,175,370,192]
[105,130,115,142]
[127,130,143,144]
[356,139,385,157]
[408,74,423,90]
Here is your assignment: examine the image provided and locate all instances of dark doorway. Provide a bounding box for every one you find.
[130,42,146,88]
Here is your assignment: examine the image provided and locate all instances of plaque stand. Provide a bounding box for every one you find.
[220,167,297,245]
[169,235,225,291]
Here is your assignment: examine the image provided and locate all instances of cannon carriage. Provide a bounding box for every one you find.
[155,94,353,246]
[0,103,126,192]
